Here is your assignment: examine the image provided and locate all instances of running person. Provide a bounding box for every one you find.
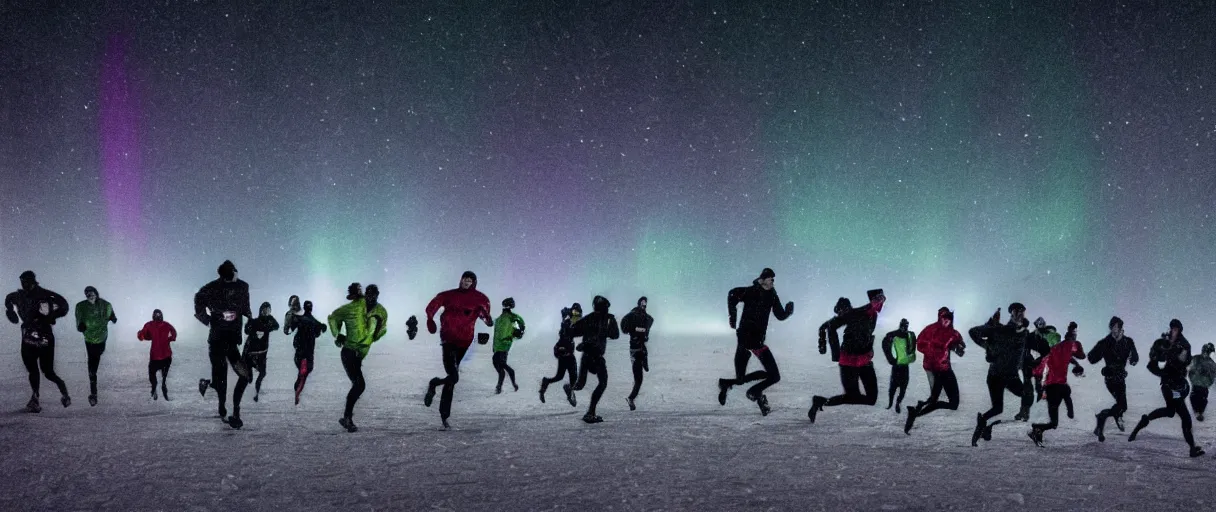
[75,286,117,406]
[540,303,581,406]
[329,283,388,432]
[235,302,279,406]
[716,268,794,416]
[903,307,965,434]
[621,296,654,411]
[283,295,302,334]
[565,295,620,423]
[1028,322,1086,446]
[195,260,253,428]
[5,271,72,412]
[881,318,917,413]
[287,300,327,404]
[491,297,526,394]
[1188,343,1216,422]
[1088,316,1139,441]
[808,289,886,423]
[423,271,492,429]
[137,309,176,400]
[968,303,1032,446]
[1129,319,1204,457]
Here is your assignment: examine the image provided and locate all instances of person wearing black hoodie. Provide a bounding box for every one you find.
[717,268,794,416]
[1087,315,1139,441]
[4,271,72,412]
[565,295,620,423]
[968,302,1032,446]
[540,303,581,406]
[195,260,253,428]
[621,296,654,411]
[1129,319,1204,457]
[286,300,327,405]
[234,302,279,409]
[808,289,886,423]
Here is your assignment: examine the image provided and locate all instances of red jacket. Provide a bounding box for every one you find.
[138,320,177,361]
[425,279,492,348]
[917,316,964,373]
[1034,340,1085,386]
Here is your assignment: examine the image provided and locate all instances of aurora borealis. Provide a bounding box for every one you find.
[1,2,1213,338]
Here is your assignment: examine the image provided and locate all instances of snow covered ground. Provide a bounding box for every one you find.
[2,329,1213,511]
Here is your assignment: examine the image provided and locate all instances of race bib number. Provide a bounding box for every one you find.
[21,326,47,347]
[222,311,237,322]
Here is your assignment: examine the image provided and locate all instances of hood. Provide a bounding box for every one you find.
[460,271,478,290]
[592,295,610,313]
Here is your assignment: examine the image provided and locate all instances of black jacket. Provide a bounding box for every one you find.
[969,319,1031,377]
[570,311,620,357]
[728,280,791,346]
[1086,334,1139,379]
[1148,335,1191,389]
[243,315,280,352]
[194,278,251,333]
[1024,328,1053,369]
[620,307,654,350]
[5,286,70,343]
[554,316,578,358]
[289,313,327,356]
[822,304,879,361]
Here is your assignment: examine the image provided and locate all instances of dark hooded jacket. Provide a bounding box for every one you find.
[244,304,280,353]
[425,273,493,348]
[620,305,654,350]
[1148,335,1192,390]
[1087,334,1139,379]
[969,318,1031,377]
[569,297,620,357]
[290,312,328,356]
[727,280,790,347]
[194,278,252,334]
[5,285,70,344]
[823,303,881,366]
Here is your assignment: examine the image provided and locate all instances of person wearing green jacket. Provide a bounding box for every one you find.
[491,297,526,394]
[1188,343,1216,422]
[880,319,917,413]
[75,286,117,407]
[328,283,388,433]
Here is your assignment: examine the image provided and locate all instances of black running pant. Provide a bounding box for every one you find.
[917,369,960,417]
[724,345,780,398]
[888,364,909,409]
[246,350,268,395]
[825,364,878,407]
[207,329,243,414]
[1142,384,1196,447]
[733,338,754,380]
[1191,386,1209,416]
[429,344,468,420]
[981,372,1026,422]
[232,350,262,417]
[86,342,105,396]
[341,347,366,419]
[629,347,648,400]
[1096,377,1129,431]
[492,350,516,389]
[149,357,171,391]
[21,342,68,398]
[542,355,577,389]
[575,353,608,416]
[1032,384,1071,432]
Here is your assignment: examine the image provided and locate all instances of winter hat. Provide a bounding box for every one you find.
[1169,319,1183,331]
[1033,317,1046,330]
[637,296,648,307]
[758,268,776,280]
[899,318,909,329]
[834,297,852,315]
[502,297,515,309]
[365,284,379,300]
[346,282,362,300]
[259,301,271,313]
[217,260,237,279]
[571,302,582,313]
[867,289,885,301]
[19,270,36,282]
[152,309,163,320]
[1202,343,1214,355]
[84,286,99,297]
[1065,321,1078,341]
[1007,302,1026,314]
[1109,316,1124,329]
[937,307,954,321]
[592,295,611,312]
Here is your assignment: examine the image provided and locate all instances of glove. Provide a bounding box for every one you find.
[990,308,1001,325]
[5,310,17,324]
[729,316,737,330]
[335,334,347,348]
[953,344,965,357]
[195,312,211,327]
[513,328,524,339]
[77,322,87,333]
[1072,365,1084,377]
[785,301,794,315]
[405,316,419,340]
[485,317,494,327]
[477,332,490,345]
[575,342,585,352]
[426,318,437,334]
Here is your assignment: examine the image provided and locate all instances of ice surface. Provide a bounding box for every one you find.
[2,330,1213,510]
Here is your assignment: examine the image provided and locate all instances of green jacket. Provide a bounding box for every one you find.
[493,311,526,352]
[75,299,115,344]
[328,298,388,358]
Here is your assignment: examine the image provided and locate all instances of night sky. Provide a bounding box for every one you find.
[2,2,1213,338]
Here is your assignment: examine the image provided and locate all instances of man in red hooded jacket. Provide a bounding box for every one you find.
[1028,322,1086,446]
[138,309,177,401]
[423,271,493,429]
[904,307,965,434]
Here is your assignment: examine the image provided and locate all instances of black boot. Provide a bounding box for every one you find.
[807,396,826,423]
[1128,415,1149,442]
